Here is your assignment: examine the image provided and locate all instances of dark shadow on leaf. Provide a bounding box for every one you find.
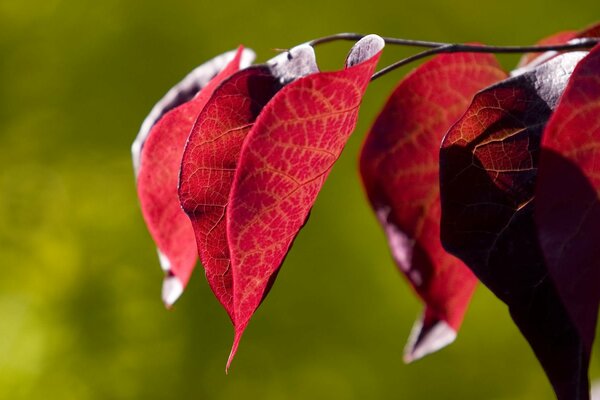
[536,149,600,356]
[440,79,593,399]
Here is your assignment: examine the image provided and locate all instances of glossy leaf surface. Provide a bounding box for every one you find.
[360,52,506,361]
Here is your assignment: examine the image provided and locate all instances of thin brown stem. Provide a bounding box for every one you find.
[307,33,599,80]
[309,33,599,52]
[370,38,600,81]
[309,33,446,48]
[371,45,452,81]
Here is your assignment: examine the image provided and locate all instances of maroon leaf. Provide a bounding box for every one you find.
[179,45,319,321]
[578,22,600,39]
[439,51,590,399]
[225,35,385,369]
[360,52,506,361]
[535,44,600,360]
[134,47,254,306]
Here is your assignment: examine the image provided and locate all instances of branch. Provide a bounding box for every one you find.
[307,33,600,80]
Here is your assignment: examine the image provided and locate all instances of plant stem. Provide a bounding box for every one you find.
[310,32,599,52]
[371,39,599,80]
[309,33,446,48]
[307,33,600,80]
[371,45,451,81]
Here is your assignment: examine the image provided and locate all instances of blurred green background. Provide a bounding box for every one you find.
[1,0,600,399]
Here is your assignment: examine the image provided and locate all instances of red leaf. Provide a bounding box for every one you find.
[225,35,385,369]
[360,52,506,362]
[516,22,600,71]
[516,31,577,68]
[134,47,253,306]
[178,46,319,321]
[536,44,600,358]
[578,22,600,39]
[439,51,589,399]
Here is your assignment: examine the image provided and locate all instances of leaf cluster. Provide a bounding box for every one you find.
[133,24,600,399]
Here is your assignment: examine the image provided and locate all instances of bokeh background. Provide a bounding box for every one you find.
[1,0,600,399]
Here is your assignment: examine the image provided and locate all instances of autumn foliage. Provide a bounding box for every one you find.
[133,24,600,399]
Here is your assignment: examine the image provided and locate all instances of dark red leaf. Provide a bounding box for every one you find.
[225,35,385,369]
[578,22,600,38]
[360,52,506,361]
[535,44,600,359]
[439,51,589,399]
[134,47,253,306]
[178,46,318,321]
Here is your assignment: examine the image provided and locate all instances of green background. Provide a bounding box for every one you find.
[1,0,599,399]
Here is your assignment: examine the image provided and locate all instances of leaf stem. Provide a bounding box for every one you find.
[370,39,599,80]
[371,45,452,81]
[307,33,600,80]
[309,33,446,48]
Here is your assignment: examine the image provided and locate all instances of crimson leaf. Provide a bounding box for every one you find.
[134,47,254,306]
[178,46,318,321]
[225,35,385,369]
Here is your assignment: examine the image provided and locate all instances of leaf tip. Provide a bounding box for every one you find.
[403,315,456,363]
[162,274,183,308]
[225,331,244,374]
[156,250,185,307]
[592,380,600,400]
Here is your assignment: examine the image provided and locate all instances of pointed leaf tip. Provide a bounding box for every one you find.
[162,275,184,308]
[226,331,244,373]
[404,316,457,363]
